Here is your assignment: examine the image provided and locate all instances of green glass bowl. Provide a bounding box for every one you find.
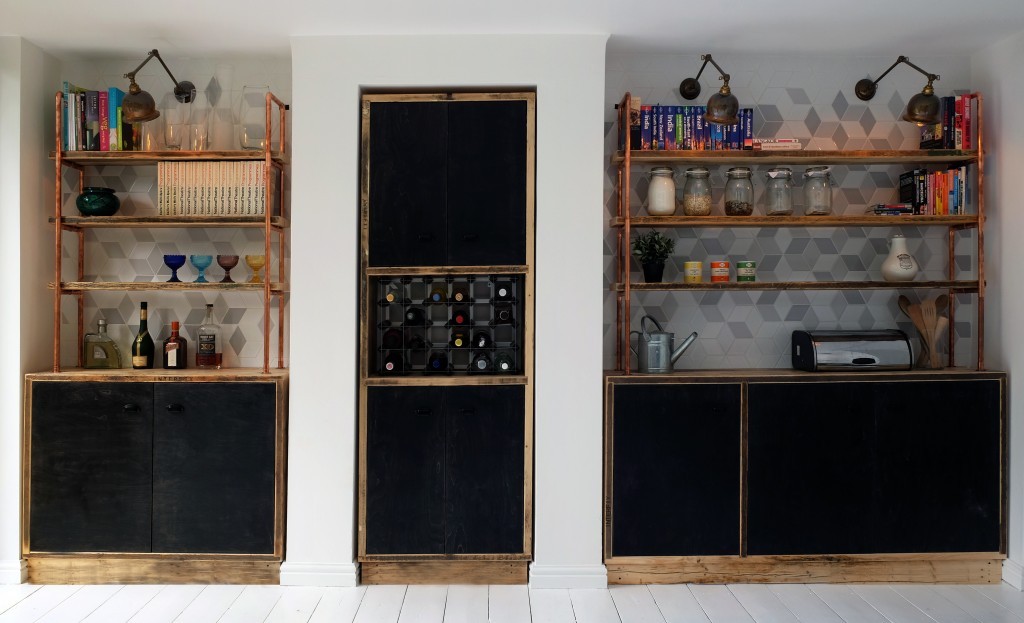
[75,187,120,216]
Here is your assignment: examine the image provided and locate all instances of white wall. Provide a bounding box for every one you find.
[972,29,1024,590]
[284,34,609,588]
[0,37,58,584]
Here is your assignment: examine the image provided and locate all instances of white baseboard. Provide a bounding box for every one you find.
[0,559,27,584]
[1003,558,1024,590]
[528,563,607,589]
[279,561,360,587]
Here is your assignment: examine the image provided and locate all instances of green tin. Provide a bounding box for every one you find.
[736,260,757,282]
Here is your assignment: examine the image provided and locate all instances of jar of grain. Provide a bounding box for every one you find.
[724,167,754,215]
[682,167,712,216]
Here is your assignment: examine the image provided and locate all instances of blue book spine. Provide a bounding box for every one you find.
[729,116,740,150]
[640,106,652,150]
[694,107,705,150]
[653,105,662,150]
[665,105,676,150]
[743,109,753,149]
[683,106,692,150]
[702,107,712,150]
[675,109,684,149]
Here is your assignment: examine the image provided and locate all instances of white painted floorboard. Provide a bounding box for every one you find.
[0,583,1022,622]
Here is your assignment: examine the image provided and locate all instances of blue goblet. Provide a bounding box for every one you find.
[163,254,186,283]
[189,254,213,283]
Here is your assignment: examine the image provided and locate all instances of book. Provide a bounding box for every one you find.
[753,138,802,151]
[742,109,753,150]
[84,91,100,150]
[98,91,110,151]
[628,96,641,150]
[640,106,652,150]
[654,105,664,150]
[694,107,705,150]
[954,95,964,150]
[107,88,124,151]
[665,105,676,150]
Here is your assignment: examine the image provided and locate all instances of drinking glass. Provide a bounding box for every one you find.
[188,94,211,151]
[190,254,213,283]
[238,85,273,150]
[161,93,188,150]
[189,124,208,151]
[245,254,266,283]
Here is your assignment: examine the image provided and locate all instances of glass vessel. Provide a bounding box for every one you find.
[803,166,833,215]
[190,254,213,283]
[646,167,677,216]
[131,301,155,369]
[239,85,273,150]
[681,167,712,216]
[724,167,754,215]
[196,303,222,369]
[245,254,266,283]
[83,318,122,369]
[764,168,794,215]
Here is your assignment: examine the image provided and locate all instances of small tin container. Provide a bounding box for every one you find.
[736,260,757,282]
[710,261,730,282]
[683,261,703,283]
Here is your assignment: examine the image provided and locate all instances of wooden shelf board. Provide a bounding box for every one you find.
[54,281,287,293]
[54,215,289,229]
[366,265,530,276]
[27,368,288,381]
[363,375,529,387]
[614,280,979,292]
[612,215,978,228]
[612,149,979,165]
[52,150,288,165]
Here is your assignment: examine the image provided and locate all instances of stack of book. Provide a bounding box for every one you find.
[752,138,802,151]
[627,97,754,151]
[61,82,131,151]
[157,162,268,217]
[898,167,970,215]
[869,203,915,215]
[919,93,978,150]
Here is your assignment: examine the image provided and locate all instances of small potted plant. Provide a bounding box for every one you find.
[632,230,675,283]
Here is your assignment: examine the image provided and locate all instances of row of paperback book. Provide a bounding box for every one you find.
[898,167,970,215]
[627,98,755,151]
[157,162,268,216]
[61,82,133,152]
[919,94,978,150]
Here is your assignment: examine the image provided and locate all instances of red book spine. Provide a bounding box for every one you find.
[962,94,974,150]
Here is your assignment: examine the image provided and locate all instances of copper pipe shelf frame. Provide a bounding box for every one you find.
[612,92,986,374]
[50,91,290,374]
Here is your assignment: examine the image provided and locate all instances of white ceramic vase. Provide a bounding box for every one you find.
[881,234,919,282]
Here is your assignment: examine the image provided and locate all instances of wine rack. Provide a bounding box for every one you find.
[373,274,524,375]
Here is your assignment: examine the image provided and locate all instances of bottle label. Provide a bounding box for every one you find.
[166,343,178,366]
[92,346,108,360]
[198,335,216,354]
[132,355,148,367]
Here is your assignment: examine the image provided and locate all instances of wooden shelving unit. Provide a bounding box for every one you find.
[49,91,290,373]
[611,91,986,373]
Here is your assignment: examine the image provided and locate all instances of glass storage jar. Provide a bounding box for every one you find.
[803,166,833,215]
[724,167,754,215]
[646,167,677,216]
[682,167,712,216]
[764,167,793,215]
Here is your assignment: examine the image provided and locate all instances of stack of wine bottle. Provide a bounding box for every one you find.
[375,275,522,375]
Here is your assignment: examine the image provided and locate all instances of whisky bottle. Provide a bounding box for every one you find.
[83,318,122,369]
[163,321,188,369]
[131,302,155,369]
[195,303,222,369]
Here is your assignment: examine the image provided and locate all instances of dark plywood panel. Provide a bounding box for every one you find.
[611,383,742,557]
[30,382,153,552]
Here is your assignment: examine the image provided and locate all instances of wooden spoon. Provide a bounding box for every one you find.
[933,316,949,368]
[920,297,939,368]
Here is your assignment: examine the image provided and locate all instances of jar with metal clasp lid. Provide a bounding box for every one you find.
[803,166,833,215]
[724,167,754,215]
[682,167,712,216]
[646,167,677,216]
[764,167,793,215]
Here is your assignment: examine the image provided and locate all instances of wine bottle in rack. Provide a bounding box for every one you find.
[471,352,492,373]
[451,331,468,348]
[428,285,448,303]
[407,333,427,350]
[382,352,404,373]
[494,303,514,325]
[381,327,403,349]
[427,351,449,372]
[494,351,515,373]
[494,281,514,301]
[383,281,401,304]
[473,331,492,349]
[405,307,426,326]
[451,285,470,303]
[450,306,469,326]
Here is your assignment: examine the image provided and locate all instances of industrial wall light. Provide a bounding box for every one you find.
[679,53,739,126]
[854,55,941,126]
[122,49,196,123]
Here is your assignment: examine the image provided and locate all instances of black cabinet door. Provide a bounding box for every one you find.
[446,101,528,266]
[30,382,153,552]
[368,101,447,267]
[611,383,742,557]
[365,386,446,554]
[445,386,525,554]
[152,383,276,554]
[748,380,1002,555]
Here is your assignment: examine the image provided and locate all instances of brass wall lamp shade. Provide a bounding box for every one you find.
[679,53,740,125]
[854,55,941,126]
[122,49,196,123]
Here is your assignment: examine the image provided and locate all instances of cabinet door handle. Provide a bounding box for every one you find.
[415,408,432,416]
[463,233,479,242]
[122,403,141,413]
[166,404,185,413]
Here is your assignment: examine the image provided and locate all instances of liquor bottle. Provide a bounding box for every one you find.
[427,351,448,372]
[494,281,514,301]
[494,351,515,373]
[196,303,222,369]
[428,285,448,303]
[83,318,122,369]
[473,331,492,349]
[450,306,469,326]
[451,331,468,348]
[162,321,188,369]
[451,285,470,303]
[131,301,155,369]
[471,352,492,373]
[494,303,514,324]
[404,307,426,326]
[382,352,403,373]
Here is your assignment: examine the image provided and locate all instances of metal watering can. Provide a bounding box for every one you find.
[630,315,698,374]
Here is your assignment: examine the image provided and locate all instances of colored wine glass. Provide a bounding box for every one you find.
[217,254,239,283]
[190,254,213,283]
[245,254,266,283]
[163,254,186,283]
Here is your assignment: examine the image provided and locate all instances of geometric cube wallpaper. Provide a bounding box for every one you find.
[604,53,977,370]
